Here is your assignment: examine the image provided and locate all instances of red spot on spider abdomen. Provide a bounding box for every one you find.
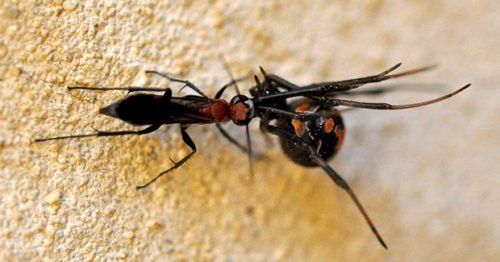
[292,119,304,136]
[334,128,345,150]
[324,118,334,133]
[295,103,311,113]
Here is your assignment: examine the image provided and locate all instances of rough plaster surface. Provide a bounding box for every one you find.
[0,0,498,260]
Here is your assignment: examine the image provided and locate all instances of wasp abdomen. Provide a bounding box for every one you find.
[100,94,168,126]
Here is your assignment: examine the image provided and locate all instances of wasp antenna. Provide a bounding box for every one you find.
[219,54,241,95]
[178,84,188,93]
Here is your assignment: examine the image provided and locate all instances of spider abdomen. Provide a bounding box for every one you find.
[278,100,345,167]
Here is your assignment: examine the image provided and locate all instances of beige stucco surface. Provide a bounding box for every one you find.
[1,0,499,260]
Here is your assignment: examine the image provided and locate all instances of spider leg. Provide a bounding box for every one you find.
[257,106,339,120]
[256,64,436,102]
[322,84,470,110]
[260,120,388,249]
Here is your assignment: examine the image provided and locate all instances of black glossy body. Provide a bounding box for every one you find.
[99,91,226,126]
[277,99,344,167]
[250,75,345,167]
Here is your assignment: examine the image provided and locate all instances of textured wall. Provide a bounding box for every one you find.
[1,0,498,260]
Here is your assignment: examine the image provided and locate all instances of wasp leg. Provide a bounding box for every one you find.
[260,120,388,249]
[216,123,248,152]
[34,125,161,142]
[145,70,207,97]
[245,123,254,177]
[136,125,197,189]
[67,86,171,93]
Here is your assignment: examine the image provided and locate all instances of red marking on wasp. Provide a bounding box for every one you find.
[230,102,250,122]
[199,99,230,122]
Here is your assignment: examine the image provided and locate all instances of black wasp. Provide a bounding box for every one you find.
[35,63,470,249]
